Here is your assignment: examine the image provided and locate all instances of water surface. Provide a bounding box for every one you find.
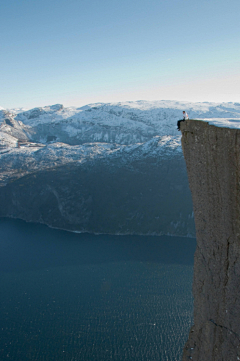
[0,218,195,361]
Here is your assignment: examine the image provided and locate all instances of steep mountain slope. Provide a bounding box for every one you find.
[0,100,240,235]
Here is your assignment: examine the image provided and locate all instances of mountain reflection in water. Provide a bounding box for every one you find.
[0,218,195,361]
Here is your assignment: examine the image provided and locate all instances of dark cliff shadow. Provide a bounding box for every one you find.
[0,217,196,273]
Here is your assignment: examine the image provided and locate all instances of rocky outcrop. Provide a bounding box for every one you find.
[181,120,240,360]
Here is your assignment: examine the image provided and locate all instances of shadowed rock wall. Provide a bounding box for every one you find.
[181,120,240,360]
[0,154,194,236]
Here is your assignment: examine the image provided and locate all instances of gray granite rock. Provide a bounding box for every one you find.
[181,120,240,360]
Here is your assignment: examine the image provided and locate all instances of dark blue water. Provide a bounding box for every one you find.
[0,218,195,361]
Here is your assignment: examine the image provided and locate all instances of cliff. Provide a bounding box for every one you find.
[0,143,194,236]
[1,100,240,237]
[0,101,199,237]
[181,119,240,360]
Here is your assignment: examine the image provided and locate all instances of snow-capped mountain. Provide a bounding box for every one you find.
[1,100,240,147]
[0,100,240,237]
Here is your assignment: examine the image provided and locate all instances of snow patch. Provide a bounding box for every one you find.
[197,118,240,129]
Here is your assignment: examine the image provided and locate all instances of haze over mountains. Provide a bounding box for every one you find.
[1,100,240,236]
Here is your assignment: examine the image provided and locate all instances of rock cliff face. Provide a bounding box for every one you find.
[181,119,240,360]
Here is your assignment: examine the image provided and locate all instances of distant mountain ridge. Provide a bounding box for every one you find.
[1,100,240,147]
[0,100,240,236]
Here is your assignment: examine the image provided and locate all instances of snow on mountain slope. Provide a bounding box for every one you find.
[197,118,240,129]
[1,99,240,184]
[1,100,240,148]
[0,135,182,186]
[5,99,240,236]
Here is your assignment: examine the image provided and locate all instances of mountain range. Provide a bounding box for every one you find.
[1,100,240,236]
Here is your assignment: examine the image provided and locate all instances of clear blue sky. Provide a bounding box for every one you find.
[1,0,240,108]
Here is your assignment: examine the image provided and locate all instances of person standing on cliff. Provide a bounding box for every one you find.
[177,111,189,131]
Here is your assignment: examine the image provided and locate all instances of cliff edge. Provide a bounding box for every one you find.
[181,119,240,360]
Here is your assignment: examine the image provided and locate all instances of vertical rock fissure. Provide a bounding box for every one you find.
[209,319,240,342]
[224,238,230,288]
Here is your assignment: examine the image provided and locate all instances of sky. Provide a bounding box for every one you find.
[1,0,240,109]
